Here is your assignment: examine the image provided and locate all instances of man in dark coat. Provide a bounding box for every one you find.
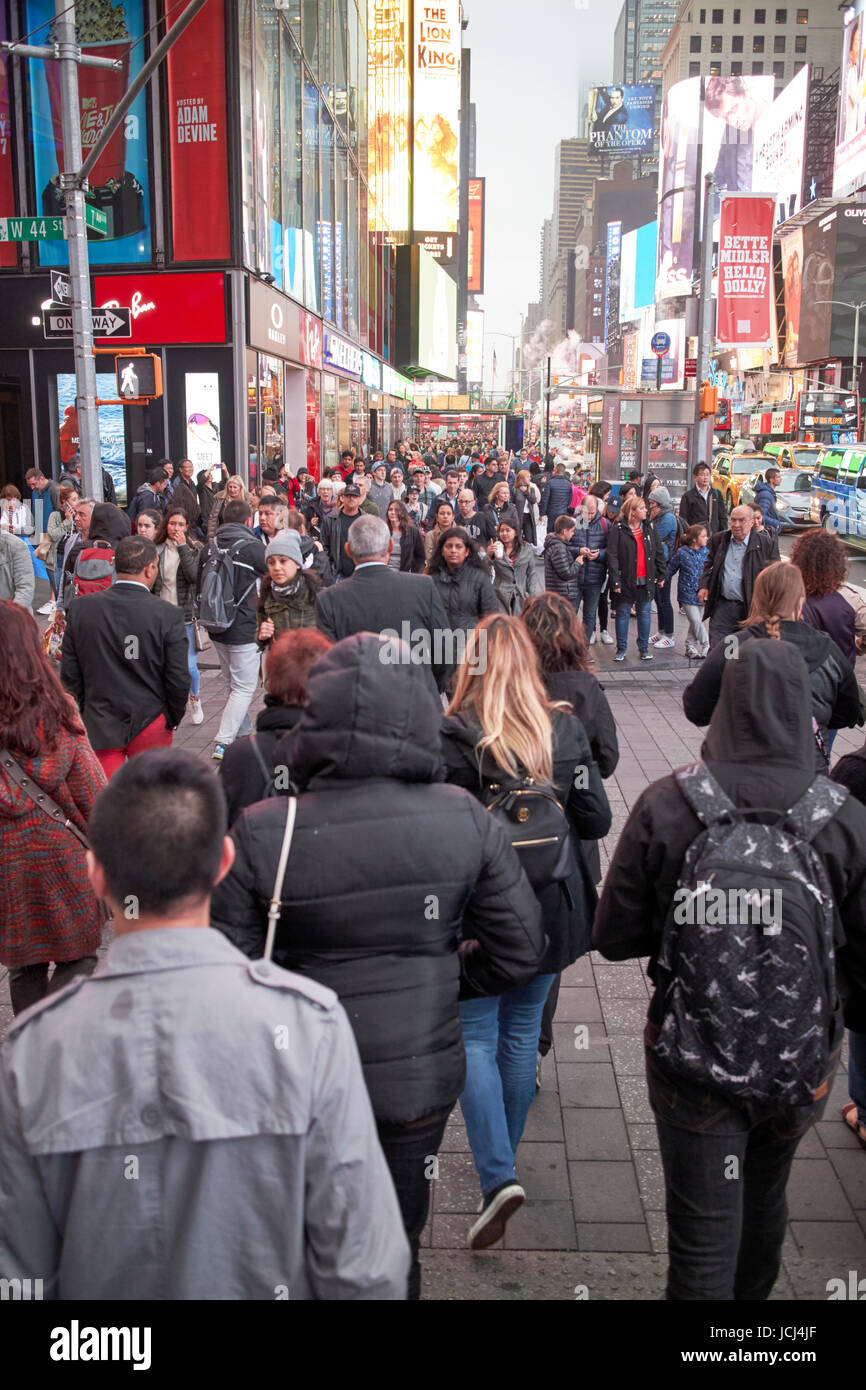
[127,467,170,522]
[211,632,545,1298]
[315,514,453,695]
[698,505,773,647]
[60,534,190,777]
[678,461,726,535]
[593,640,866,1300]
[169,457,203,534]
[539,463,574,525]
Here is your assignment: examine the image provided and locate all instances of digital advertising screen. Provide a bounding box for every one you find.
[412,0,461,236]
[619,221,656,323]
[368,0,411,233]
[752,65,809,226]
[834,0,866,197]
[467,177,485,294]
[417,248,457,379]
[588,84,655,153]
[465,309,483,385]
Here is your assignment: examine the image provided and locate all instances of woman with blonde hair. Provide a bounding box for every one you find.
[441,613,611,1249]
[206,473,250,537]
[683,561,861,767]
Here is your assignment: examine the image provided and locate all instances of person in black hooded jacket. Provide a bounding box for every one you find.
[594,639,866,1300]
[210,631,545,1300]
[683,561,861,769]
[426,526,502,631]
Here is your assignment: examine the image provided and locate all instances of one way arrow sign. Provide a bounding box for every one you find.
[42,306,132,340]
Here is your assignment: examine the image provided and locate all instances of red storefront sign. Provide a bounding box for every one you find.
[165,0,230,262]
[299,308,323,370]
[717,196,775,347]
[0,10,16,269]
[93,272,227,344]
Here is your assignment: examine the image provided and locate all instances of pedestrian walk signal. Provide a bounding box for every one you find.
[115,354,162,401]
[699,382,718,419]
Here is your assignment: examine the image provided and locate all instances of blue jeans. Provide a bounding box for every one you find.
[459,973,555,1197]
[185,623,201,698]
[578,583,602,640]
[614,588,653,654]
[849,1030,866,1129]
[647,1047,828,1300]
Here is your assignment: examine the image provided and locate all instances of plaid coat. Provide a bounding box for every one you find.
[0,727,106,967]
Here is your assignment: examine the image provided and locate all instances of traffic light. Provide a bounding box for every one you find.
[115,354,163,401]
[699,382,718,419]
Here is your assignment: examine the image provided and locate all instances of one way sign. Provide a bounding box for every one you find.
[42,306,132,340]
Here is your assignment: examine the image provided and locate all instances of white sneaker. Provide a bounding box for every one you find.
[37,601,56,616]
[189,696,204,725]
[649,633,662,645]
[600,630,614,645]
[589,632,597,645]
[655,636,676,649]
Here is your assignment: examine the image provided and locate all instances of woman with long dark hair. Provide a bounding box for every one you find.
[386,498,426,573]
[0,602,106,1015]
[489,513,542,615]
[424,496,457,562]
[426,526,501,632]
[152,506,204,725]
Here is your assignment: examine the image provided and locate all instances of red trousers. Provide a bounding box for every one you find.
[96,714,173,779]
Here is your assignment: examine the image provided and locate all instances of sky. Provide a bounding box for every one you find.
[465,0,618,387]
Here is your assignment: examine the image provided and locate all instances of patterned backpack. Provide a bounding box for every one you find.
[652,762,847,1106]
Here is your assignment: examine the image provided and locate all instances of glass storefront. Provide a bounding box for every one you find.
[260,354,285,469]
[322,371,338,470]
[306,368,321,478]
[247,352,259,486]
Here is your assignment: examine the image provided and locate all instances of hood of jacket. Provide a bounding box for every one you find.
[288,632,444,785]
[88,503,131,546]
[702,639,817,780]
[215,521,259,549]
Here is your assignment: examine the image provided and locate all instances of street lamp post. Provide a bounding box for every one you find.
[813,300,866,393]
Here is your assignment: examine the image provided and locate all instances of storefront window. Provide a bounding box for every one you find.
[349,381,361,453]
[322,371,338,470]
[319,0,333,98]
[285,0,301,42]
[320,102,335,323]
[306,368,321,479]
[281,27,305,302]
[303,73,320,313]
[247,352,259,487]
[303,0,318,78]
[335,134,348,331]
[337,377,351,455]
[359,179,369,347]
[260,354,285,469]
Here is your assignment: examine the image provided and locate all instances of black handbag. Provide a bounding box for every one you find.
[484,778,576,892]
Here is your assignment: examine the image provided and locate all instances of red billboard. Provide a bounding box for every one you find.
[716,195,774,347]
[467,177,485,294]
[166,0,230,262]
[93,272,227,344]
[0,8,16,269]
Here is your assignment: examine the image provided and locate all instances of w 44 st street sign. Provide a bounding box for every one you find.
[0,205,107,240]
[42,306,132,340]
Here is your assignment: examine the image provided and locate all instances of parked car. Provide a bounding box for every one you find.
[739,467,815,530]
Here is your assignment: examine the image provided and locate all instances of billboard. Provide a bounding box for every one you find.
[588,85,655,153]
[418,248,457,378]
[26,0,151,266]
[716,195,774,347]
[185,373,222,478]
[604,221,622,351]
[412,1,460,235]
[0,7,16,268]
[166,0,230,262]
[779,204,866,365]
[834,1,866,197]
[467,177,485,293]
[780,226,803,365]
[619,221,657,323]
[368,0,411,233]
[752,65,809,226]
[465,309,483,384]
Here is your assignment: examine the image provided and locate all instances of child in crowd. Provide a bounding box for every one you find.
[667,523,709,659]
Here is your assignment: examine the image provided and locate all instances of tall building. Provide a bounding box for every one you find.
[614,0,679,84]
[662,0,842,97]
[552,139,597,260]
[540,218,554,319]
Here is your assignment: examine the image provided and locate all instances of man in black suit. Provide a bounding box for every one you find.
[698,505,773,649]
[60,534,190,778]
[315,514,452,696]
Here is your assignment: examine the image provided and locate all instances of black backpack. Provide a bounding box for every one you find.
[197,536,257,634]
[484,777,575,893]
[652,762,847,1106]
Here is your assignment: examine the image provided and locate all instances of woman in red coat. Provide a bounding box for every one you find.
[0,602,107,1014]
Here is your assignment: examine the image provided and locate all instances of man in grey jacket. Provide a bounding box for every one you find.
[0,530,35,608]
[0,750,410,1300]
[367,459,394,520]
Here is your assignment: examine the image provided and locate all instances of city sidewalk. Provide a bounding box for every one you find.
[1,604,864,1301]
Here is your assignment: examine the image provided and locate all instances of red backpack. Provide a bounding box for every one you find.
[72,543,115,598]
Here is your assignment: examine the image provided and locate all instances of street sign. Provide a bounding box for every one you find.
[650,331,671,357]
[50,269,71,306]
[684,357,698,378]
[42,306,132,340]
[85,205,108,236]
[0,215,65,241]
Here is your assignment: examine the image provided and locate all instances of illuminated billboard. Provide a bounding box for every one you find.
[368,0,410,233]
[834,1,866,197]
[619,221,656,323]
[752,65,809,225]
[779,204,866,365]
[466,309,484,384]
[467,177,485,294]
[588,85,655,153]
[395,243,458,380]
[412,1,460,235]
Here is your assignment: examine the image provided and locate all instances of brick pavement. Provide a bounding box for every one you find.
[2,571,865,1301]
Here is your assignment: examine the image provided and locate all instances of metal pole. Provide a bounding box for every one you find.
[693,171,715,467]
[853,302,861,396]
[56,0,101,501]
[543,356,551,457]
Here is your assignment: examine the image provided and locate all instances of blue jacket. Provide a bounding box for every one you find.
[753,479,782,535]
[539,475,573,523]
[653,509,680,565]
[572,514,609,587]
[667,543,709,606]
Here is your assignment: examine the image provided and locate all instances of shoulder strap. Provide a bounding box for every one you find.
[248,733,274,794]
[674,761,736,827]
[263,797,297,962]
[784,776,849,842]
[0,752,90,850]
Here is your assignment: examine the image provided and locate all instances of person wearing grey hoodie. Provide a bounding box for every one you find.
[367,460,394,521]
[648,487,680,649]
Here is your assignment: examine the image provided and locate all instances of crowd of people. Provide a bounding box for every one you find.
[0,434,865,1303]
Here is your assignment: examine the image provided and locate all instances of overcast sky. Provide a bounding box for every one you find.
[465,0,617,385]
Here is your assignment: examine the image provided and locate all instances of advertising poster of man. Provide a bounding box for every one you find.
[835,2,866,195]
[701,76,774,221]
[588,85,655,153]
[656,78,701,299]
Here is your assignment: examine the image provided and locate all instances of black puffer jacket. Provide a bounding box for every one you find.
[543,668,619,883]
[595,641,866,1034]
[218,699,304,825]
[606,516,666,603]
[441,708,612,974]
[543,533,583,603]
[298,533,333,586]
[429,558,502,631]
[683,620,862,769]
[210,634,545,1126]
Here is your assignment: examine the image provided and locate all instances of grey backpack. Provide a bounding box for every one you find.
[197,537,257,634]
[653,762,847,1107]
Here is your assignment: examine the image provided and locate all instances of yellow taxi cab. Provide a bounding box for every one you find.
[711,452,767,515]
[762,442,824,471]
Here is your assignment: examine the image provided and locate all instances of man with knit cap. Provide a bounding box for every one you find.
[368,460,394,521]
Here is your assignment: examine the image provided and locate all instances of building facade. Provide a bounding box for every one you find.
[662,0,842,97]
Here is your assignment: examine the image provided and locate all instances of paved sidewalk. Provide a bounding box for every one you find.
[2,596,865,1301]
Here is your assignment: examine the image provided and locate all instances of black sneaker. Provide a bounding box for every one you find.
[639,650,654,662]
[467,1181,525,1250]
